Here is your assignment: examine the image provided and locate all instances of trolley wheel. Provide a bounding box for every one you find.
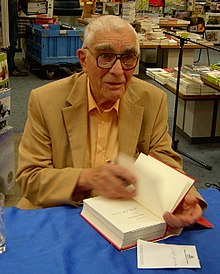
[46,70,55,79]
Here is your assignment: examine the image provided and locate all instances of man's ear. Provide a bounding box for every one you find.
[77,49,87,72]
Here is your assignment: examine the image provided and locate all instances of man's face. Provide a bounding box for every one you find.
[78,28,138,109]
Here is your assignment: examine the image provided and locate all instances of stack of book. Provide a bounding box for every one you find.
[154,68,175,84]
[146,68,167,79]
[136,17,177,46]
[201,83,218,95]
[210,63,220,71]
[182,64,212,79]
[181,65,218,94]
[154,71,171,85]
[201,70,220,88]
[146,67,202,94]
[167,73,202,95]
[146,66,219,95]
[146,68,175,83]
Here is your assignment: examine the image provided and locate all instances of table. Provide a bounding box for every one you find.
[165,84,220,143]
[158,44,210,68]
[1,188,219,274]
[140,43,212,69]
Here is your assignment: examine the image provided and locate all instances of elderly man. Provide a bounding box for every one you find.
[16,15,206,230]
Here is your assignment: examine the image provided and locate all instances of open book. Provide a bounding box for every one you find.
[80,153,195,250]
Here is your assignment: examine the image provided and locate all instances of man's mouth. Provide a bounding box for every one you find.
[105,82,124,88]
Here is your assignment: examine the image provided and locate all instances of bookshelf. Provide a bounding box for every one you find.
[0,52,15,196]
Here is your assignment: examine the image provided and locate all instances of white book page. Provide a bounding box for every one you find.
[84,196,163,233]
[117,153,195,218]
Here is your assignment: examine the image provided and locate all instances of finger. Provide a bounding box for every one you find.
[184,194,199,206]
[163,212,191,228]
[94,168,136,198]
[173,194,200,215]
[163,208,202,229]
[110,175,136,198]
[106,164,137,186]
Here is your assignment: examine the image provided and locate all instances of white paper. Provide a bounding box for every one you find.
[137,239,201,269]
[117,153,195,219]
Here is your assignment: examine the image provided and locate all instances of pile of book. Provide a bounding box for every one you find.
[146,68,167,80]
[201,70,220,88]
[181,65,219,94]
[167,73,203,95]
[146,65,219,95]
[210,63,220,71]
[201,83,219,94]
[146,68,175,84]
[181,64,212,79]
[136,17,178,46]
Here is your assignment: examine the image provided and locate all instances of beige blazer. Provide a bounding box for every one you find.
[16,72,204,209]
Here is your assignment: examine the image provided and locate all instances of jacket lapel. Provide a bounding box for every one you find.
[62,74,88,167]
[118,85,144,156]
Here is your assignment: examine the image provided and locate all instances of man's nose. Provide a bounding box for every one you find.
[110,59,124,74]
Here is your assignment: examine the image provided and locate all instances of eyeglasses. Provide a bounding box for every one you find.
[84,48,139,70]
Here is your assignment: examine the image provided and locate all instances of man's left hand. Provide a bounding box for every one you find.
[163,193,203,229]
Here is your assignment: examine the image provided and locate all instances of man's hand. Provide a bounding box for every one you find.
[163,193,203,229]
[78,163,137,199]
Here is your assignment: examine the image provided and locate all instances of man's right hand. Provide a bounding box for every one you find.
[77,163,137,199]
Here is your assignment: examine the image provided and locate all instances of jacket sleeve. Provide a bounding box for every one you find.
[16,90,85,208]
[138,91,182,169]
[139,91,207,208]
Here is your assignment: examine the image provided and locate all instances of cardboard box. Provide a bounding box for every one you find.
[20,0,54,18]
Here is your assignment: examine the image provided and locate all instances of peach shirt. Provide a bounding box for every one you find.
[87,79,119,168]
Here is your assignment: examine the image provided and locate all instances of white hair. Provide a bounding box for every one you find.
[82,15,140,54]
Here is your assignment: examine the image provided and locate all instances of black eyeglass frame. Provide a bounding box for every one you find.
[84,48,139,70]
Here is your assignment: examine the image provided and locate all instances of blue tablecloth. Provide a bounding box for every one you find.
[0,188,219,274]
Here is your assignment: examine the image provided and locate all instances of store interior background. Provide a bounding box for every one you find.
[4,1,220,206]
[6,47,220,207]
